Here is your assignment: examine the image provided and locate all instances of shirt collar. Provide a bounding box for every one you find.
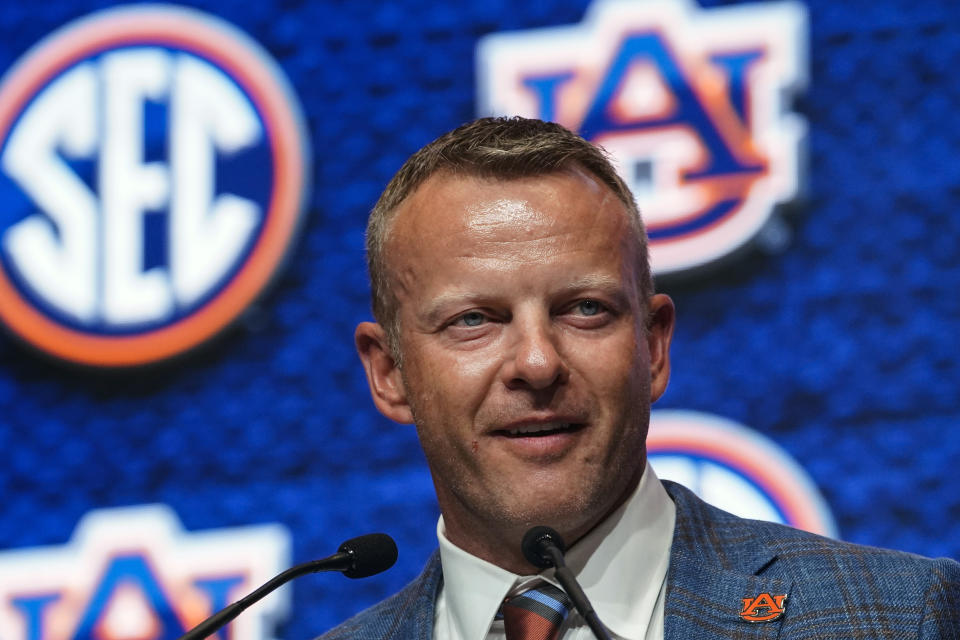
[436,518,517,640]
[436,463,675,640]
[563,464,675,638]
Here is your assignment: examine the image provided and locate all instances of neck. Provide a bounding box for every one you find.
[439,464,645,574]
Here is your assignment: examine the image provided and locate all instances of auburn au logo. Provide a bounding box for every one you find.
[0,6,310,367]
[739,593,787,622]
[478,0,808,275]
[0,504,290,640]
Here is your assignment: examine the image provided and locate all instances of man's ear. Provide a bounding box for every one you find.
[646,294,675,403]
[355,322,414,424]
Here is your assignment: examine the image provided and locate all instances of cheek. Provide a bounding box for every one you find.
[456,355,501,380]
[402,348,491,434]
[577,333,644,384]
[407,340,502,400]
[579,340,651,430]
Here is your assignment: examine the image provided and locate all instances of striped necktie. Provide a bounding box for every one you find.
[499,583,574,640]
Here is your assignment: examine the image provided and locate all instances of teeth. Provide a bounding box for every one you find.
[508,423,571,436]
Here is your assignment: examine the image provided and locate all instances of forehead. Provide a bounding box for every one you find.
[380,169,642,310]
[387,168,634,253]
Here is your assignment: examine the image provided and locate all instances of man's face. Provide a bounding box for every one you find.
[356,168,674,569]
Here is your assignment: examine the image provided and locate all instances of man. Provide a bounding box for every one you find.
[322,117,960,639]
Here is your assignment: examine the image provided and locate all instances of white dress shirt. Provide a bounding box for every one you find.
[432,463,676,640]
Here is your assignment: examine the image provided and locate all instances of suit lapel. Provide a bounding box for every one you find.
[662,482,792,640]
[384,551,443,640]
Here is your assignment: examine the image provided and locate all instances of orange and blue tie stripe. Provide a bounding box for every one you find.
[498,583,574,640]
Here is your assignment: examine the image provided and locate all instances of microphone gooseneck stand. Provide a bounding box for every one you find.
[177,533,398,640]
[521,526,614,640]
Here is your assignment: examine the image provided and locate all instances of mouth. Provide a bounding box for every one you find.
[498,422,586,438]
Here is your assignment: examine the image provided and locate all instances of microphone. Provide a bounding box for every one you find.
[177,533,397,640]
[522,526,613,640]
[337,532,400,578]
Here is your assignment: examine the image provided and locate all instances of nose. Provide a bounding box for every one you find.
[502,315,569,391]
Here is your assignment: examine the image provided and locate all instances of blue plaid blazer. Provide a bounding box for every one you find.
[318,481,960,639]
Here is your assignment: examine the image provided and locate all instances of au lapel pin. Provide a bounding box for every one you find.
[739,593,787,622]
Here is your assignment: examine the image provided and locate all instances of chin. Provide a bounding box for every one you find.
[500,489,605,538]
[516,466,641,536]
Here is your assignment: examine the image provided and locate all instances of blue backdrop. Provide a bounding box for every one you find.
[0,0,958,637]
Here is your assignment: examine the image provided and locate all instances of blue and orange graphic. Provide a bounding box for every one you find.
[478,0,807,275]
[648,410,838,537]
[0,505,290,640]
[0,6,310,366]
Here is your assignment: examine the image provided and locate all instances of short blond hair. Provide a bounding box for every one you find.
[367,117,653,357]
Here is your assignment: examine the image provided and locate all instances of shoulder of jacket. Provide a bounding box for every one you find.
[316,550,442,640]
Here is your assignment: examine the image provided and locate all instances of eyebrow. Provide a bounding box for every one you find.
[419,275,630,325]
[559,275,634,309]
[559,274,623,292]
[420,292,483,327]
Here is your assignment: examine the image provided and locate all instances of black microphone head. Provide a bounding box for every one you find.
[522,526,566,569]
[337,533,398,579]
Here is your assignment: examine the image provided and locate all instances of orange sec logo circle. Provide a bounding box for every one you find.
[0,6,310,367]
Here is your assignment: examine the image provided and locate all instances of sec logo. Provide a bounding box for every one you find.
[478,0,808,275]
[0,6,310,367]
[648,410,838,537]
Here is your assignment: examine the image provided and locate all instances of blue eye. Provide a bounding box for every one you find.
[459,312,486,327]
[577,300,602,316]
